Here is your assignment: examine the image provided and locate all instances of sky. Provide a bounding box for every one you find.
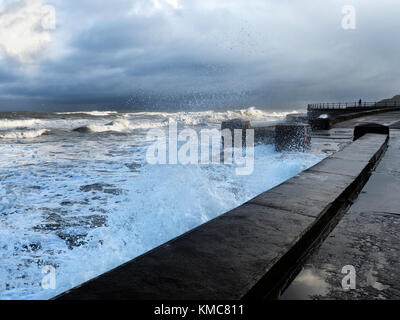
[0,0,399,111]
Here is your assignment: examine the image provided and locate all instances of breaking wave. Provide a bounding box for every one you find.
[0,107,299,137]
[56,111,119,117]
[0,129,49,139]
[75,119,169,133]
[0,106,325,300]
[129,107,299,126]
[0,119,43,130]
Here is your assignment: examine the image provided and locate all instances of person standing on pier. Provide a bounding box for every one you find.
[359,99,362,106]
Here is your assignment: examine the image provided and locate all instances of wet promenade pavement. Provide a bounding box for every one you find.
[282,111,400,300]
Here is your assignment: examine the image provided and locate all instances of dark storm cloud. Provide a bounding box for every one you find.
[1,0,400,111]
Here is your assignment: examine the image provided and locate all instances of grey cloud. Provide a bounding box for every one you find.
[1,0,400,111]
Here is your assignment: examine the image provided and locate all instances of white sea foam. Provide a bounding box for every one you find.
[0,118,97,131]
[77,106,285,133]
[0,107,320,300]
[0,107,298,136]
[56,111,119,116]
[127,107,299,127]
[0,119,43,129]
[0,129,49,139]
[85,119,168,133]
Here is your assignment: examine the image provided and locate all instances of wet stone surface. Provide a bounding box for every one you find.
[281,129,400,300]
[281,210,400,300]
[57,132,387,300]
[249,169,355,218]
[309,157,369,178]
[332,134,388,162]
[333,111,400,128]
[58,203,316,300]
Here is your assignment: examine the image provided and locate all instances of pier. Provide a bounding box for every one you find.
[56,106,400,300]
[307,100,400,130]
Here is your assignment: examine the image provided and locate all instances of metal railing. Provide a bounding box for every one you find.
[308,101,399,110]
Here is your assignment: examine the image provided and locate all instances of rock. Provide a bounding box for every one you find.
[73,126,91,133]
[79,183,113,192]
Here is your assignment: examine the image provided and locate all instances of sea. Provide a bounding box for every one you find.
[0,107,323,299]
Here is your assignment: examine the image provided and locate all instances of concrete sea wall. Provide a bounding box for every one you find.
[311,107,400,130]
[56,130,389,300]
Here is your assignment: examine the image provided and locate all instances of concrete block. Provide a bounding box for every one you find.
[56,128,388,301]
[221,119,251,131]
[286,113,309,124]
[353,123,389,141]
[275,124,311,152]
[310,118,330,130]
[221,119,251,149]
[254,127,275,144]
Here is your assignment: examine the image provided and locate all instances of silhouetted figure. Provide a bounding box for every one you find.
[359,99,362,106]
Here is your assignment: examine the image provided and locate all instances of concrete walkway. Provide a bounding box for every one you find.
[281,111,400,300]
[333,110,400,128]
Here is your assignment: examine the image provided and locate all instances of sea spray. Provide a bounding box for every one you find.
[0,107,321,299]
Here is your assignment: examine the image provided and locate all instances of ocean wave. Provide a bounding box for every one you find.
[0,107,300,136]
[0,118,104,132]
[56,111,118,117]
[70,106,299,137]
[0,129,49,139]
[0,119,43,130]
[126,107,299,126]
[73,119,168,133]
[0,142,322,299]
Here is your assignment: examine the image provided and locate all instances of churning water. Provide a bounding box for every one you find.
[0,107,322,299]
